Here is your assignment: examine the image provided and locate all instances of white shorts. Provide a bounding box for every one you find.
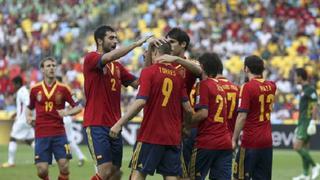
[10,121,34,140]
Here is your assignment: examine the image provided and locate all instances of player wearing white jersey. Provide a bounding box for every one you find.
[1,76,35,168]
[64,107,86,167]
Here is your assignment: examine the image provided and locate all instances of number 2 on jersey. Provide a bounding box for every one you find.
[161,78,173,107]
[258,94,274,121]
[214,94,224,123]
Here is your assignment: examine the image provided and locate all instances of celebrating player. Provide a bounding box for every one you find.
[26,57,82,180]
[1,76,34,168]
[110,42,193,180]
[83,25,151,180]
[292,68,320,180]
[189,53,233,180]
[232,55,277,180]
[153,27,202,179]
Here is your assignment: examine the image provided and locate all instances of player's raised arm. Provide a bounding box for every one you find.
[157,54,202,76]
[99,35,152,66]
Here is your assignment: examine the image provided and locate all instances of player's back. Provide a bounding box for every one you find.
[137,63,187,146]
[217,77,239,134]
[195,78,231,150]
[239,78,277,148]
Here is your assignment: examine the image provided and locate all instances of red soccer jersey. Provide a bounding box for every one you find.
[195,78,232,150]
[238,78,277,148]
[83,52,136,127]
[217,77,239,134]
[28,81,76,138]
[137,63,188,145]
[173,63,197,96]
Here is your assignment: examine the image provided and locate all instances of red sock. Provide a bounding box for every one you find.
[58,172,69,180]
[90,174,102,180]
[42,176,49,180]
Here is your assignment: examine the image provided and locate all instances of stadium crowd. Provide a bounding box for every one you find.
[1,0,320,124]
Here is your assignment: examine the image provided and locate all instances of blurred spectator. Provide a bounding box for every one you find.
[1,0,320,124]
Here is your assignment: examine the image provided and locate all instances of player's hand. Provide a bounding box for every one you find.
[182,127,191,138]
[147,37,168,47]
[232,139,237,150]
[109,123,122,139]
[155,54,179,63]
[136,35,153,47]
[307,119,317,135]
[57,109,67,117]
[27,116,35,127]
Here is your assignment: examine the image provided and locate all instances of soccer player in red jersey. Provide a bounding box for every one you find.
[232,55,277,180]
[151,28,202,179]
[26,57,82,180]
[110,42,193,180]
[83,25,151,180]
[189,53,232,180]
[215,55,239,134]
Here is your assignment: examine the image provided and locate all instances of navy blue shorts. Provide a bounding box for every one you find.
[35,135,71,164]
[130,142,182,176]
[190,148,232,180]
[233,147,272,180]
[84,126,123,167]
[181,128,197,177]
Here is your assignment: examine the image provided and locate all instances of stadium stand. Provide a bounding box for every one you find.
[0,0,319,124]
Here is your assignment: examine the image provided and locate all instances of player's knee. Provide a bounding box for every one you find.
[293,142,302,151]
[58,161,70,174]
[9,137,17,142]
[99,166,117,180]
[37,168,49,179]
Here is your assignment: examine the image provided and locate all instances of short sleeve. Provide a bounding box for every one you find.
[64,86,77,107]
[238,83,250,112]
[118,63,137,87]
[195,81,209,110]
[136,68,153,100]
[84,52,103,71]
[181,86,189,103]
[28,88,36,110]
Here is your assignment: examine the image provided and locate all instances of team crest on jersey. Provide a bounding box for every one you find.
[37,91,42,102]
[55,92,63,105]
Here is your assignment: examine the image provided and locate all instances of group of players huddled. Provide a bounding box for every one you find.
[2,25,319,180]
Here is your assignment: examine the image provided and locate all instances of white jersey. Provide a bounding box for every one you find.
[11,85,34,140]
[15,86,29,123]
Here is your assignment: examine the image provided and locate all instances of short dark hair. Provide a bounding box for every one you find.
[12,76,23,86]
[94,25,115,47]
[40,57,56,68]
[198,52,220,77]
[295,68,308,80]
[217,56,223,74]
[166,27,190,50]
[244,55,265,75]
[153,42,172,55]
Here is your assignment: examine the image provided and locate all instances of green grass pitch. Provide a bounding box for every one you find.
[0,145,319,179]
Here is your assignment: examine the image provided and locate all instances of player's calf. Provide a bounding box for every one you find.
[57,159,70,180]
